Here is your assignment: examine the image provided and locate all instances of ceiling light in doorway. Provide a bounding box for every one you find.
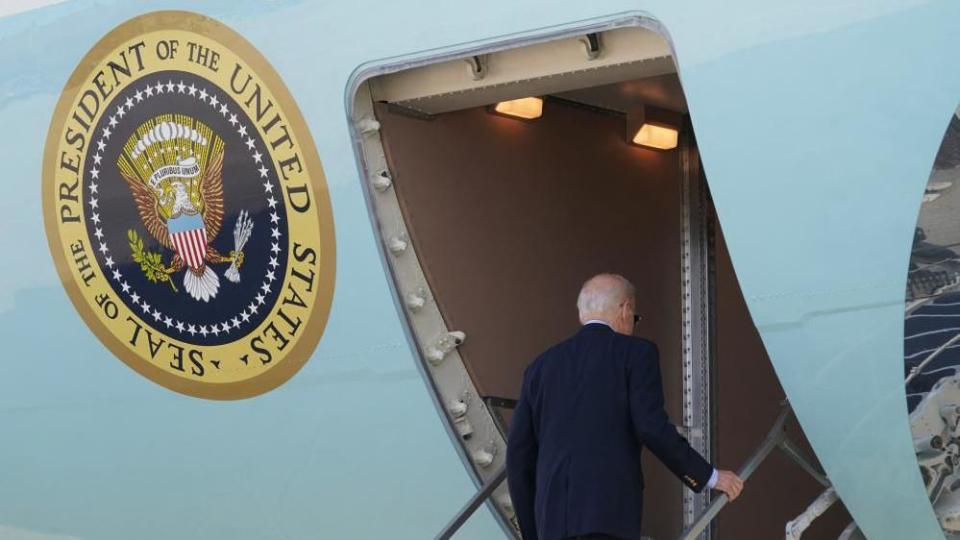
[633,124,679,150]
[492,97,543,119]
[628,105,681,150]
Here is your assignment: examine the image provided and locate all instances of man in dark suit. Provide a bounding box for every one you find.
[507,273,743,540]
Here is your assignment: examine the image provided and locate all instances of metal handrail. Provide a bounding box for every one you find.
[435,465,508,540]
[482,395,518,410]
[436,396,517,539]
[677,403,793,540]
[439,401,824,540]
[778,437,830,488]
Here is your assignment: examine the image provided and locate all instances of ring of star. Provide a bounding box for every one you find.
[86,77,285,339]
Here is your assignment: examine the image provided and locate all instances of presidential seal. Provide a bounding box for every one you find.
[42,11,336,399]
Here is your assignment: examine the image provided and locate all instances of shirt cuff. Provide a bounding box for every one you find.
[706,469,719,489]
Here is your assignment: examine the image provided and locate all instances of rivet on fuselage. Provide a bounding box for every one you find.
[471,447,495,468]
[405,289,427,312]
[387,234,408,255]
[372,170,393,192]
[357,116,381,134]
[426,331,466,365]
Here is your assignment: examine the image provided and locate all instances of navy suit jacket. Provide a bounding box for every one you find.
[506,323,713,540]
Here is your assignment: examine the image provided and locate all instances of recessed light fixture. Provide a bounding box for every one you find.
[627,105,681,150]
[492,97,543,119]
[633,123,679,150]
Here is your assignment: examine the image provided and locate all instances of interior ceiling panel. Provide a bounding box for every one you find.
[371,26,676,114]
[555,73,689,114]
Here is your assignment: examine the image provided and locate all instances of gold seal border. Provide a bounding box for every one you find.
[42,10,337,400]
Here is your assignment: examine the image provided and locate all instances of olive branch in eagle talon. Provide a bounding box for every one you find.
[127,229,178,292]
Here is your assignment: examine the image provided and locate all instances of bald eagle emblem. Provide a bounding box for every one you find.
[118,115,253,302]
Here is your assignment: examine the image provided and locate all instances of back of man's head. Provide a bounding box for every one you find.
[577,273,636,325]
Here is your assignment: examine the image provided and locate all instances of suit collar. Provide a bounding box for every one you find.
[579,321,614,333]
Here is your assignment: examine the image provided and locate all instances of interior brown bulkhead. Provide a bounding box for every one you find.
[373,86,850,538]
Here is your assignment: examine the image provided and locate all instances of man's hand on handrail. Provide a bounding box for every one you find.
[713,470,744,501]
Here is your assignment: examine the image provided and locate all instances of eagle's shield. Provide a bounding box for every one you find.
[168,213,207,270]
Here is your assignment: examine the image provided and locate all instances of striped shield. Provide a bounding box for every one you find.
[167,213,207,270]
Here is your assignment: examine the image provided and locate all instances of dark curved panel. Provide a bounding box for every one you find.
[906,110,960,402]
[903,108,960,535]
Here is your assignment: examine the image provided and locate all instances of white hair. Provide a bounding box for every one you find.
[577,273,636,318]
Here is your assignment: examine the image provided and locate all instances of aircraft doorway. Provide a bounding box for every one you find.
[350,22,849,539]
